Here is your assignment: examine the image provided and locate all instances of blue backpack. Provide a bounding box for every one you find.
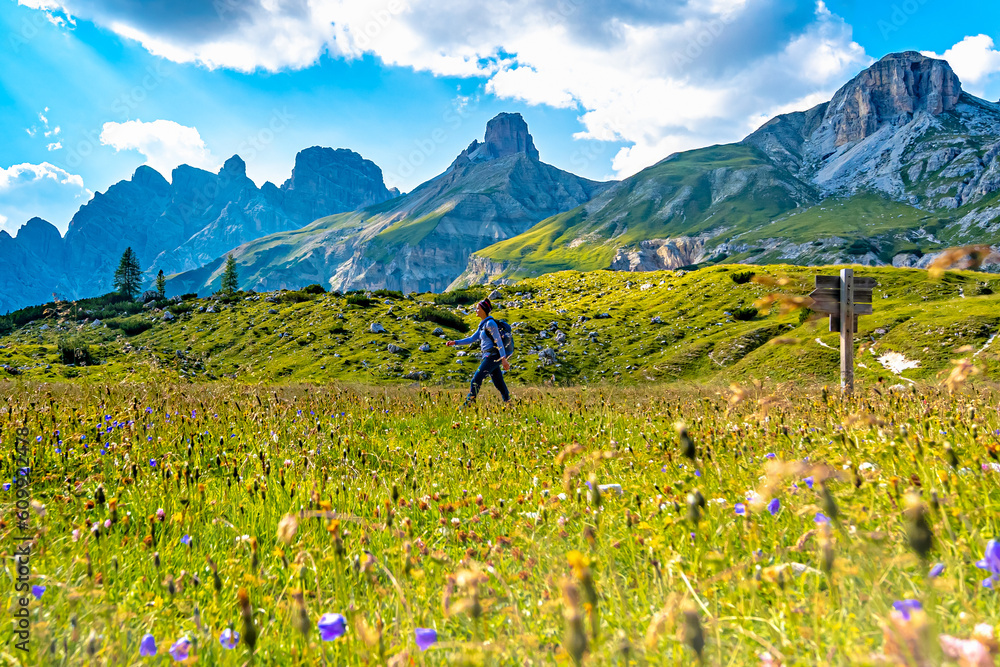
[483,317,515,358]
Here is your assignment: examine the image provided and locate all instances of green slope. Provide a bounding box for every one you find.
[3,265,998,387]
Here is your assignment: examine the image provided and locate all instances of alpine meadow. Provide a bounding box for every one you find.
[2,2,1000,666]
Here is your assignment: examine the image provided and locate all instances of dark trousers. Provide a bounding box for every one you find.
[467,353,510,403]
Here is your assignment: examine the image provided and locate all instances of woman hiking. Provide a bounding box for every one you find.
[446,298,511,406]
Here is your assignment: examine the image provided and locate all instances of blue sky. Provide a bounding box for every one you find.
[1,0,999,237]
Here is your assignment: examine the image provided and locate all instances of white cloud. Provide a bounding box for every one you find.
[99,119,218,178]
[23,0,872,178]
[0,162,88,234]
[46,142,62,151]
[923,35,1000,97]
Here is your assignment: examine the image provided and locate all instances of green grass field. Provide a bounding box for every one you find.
[1,381,998,665]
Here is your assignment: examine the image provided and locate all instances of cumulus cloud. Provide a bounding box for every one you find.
[0,162,89,234]
[99,119,218,178]
[21,0,873,177]
[924,35,1000,98]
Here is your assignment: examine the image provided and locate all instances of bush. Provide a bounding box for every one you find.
[433,287,486,306]
[170,302,194,315]
[731,271,755,285]
[346,294,372,307]
[58,337,95,365]
[117,317,153,337]
[731,307,758,321]
[418,306,470,333]
[372,289,404,300]
[302,284,326,295]
[976,282,994,296]
[279,290,313,304]
[181,293,198,301]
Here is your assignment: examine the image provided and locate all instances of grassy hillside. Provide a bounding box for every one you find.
[3,265,999,388]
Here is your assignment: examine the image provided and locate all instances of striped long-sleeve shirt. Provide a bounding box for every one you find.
[454,318,507,358]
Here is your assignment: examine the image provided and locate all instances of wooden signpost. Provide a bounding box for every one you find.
[807,268,876,393]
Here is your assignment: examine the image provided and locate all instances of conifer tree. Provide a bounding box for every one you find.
[220,254,239,295]
[155,270,166,299]
[113,247,142,300]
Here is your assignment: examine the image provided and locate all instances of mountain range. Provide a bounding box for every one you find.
[2,51,999,312]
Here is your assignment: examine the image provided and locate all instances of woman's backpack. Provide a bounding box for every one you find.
[484,317,515,358]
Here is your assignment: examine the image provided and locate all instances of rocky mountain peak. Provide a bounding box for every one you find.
[132,164,170,190]
[452,112,540,167]
[221,154,247,178]
[825,51,962,146]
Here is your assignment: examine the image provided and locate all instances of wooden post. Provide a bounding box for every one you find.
[839,268,855,393]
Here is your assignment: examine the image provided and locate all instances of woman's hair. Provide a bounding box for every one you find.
[478,298,492,315]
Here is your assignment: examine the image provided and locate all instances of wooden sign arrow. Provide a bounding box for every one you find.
[810,271,878,393]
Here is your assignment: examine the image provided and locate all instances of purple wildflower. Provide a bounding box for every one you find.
[219,629,239,649]
[929,563,945,578]
[804,476,814,489]
[976,539,999,588]
[892,599,922,620]
[767,498,780,515]
[415,627,438,651]
[734,503,746,516]
[169,637,191,661]
[181,535,191,546]
[140,634,157,657]
[318,613,347,641]
[31,585,45,600]
[814,513,830,524]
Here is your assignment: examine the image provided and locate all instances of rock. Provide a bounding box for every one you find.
[538,331,549,339]
[595,313,611,319]
[577,315,589,323]
[143,302,155,309]
[206,306,216,313]
[141,290,159,303]
[268,309,279,314]
[334,353,341,358]
[39,324,49,331]
[198,306,205,312]
[554,331,567,344]
[403,370,430,381]
[651,315,662,324]
[432,327,444,336]
[387,344,406,354]
[90,319,102,327]
[162,311,174,321]
[370,322,386,334]
[538,348,557,365]
[612,238,707,271]
[456,350,467,357]
[419,343,432,352]
[170,295,183,303]
[488,290,502,300]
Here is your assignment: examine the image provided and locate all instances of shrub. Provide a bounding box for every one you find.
[418,306,470,333]
[731,271,755,285]
[372,289,404,300]
[433,287,486,306]
[170,302,194,315]
[181,293,198,301]
[117,317,153,337]
[976,282,994,296]
[279,290,313,304]
[731,307,758,321]
[58,337,95,365]
[302,284,326,295]
[346,294,372,307]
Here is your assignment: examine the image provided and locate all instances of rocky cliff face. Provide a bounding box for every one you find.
[609,238,708,271]
[169,113,610,296]
[0,147,395,312]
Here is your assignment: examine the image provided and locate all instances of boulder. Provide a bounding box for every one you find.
[432,327,444,336]
[538,348,557,365]
[162,311,174,321]
[651,316,662,324]
[268,309,279,314]
[370,322,386,334]
[206,306,216,313]
[387,344,406,354]
[403,370,430,381]
[554,331,567,344]
[419,343,432,352]
[141,290,160,303]
[90,319,102,327]
[488,290,502,300]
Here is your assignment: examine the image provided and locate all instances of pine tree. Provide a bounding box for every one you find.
[113,247,142,300]
[220,254,239,295]
[155,270,166,299]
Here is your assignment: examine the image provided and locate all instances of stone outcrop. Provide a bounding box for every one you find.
[609,238,707,271]
[825,52,961,146]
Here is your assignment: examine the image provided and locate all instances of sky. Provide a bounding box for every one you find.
[1,0,999,237]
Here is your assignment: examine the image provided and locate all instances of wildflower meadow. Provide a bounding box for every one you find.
[1,381,998,665]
